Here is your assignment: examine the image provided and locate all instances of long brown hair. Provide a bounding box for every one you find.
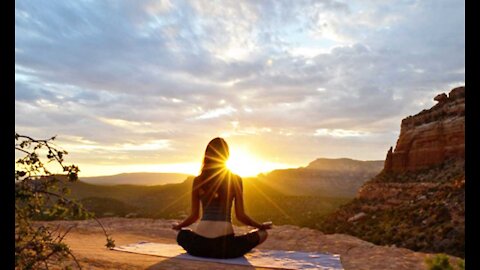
[196,137,238,204]
[196,137,230,192]
[200,137,229,173]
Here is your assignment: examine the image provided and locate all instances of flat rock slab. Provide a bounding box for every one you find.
[36,218,463,270]
[114,242,343,270]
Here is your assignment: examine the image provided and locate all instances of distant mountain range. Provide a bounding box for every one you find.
[306,158,384,172]
[60,157,382,227]
[64,175,350,228]
[78,158,383,198]
[80,172,191,186]
[258,158,384,197]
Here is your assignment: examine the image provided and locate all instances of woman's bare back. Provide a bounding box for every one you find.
[194,220,234,238]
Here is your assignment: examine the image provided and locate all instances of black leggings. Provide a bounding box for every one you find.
[176,228,260,259]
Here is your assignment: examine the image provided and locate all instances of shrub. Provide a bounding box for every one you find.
[425,254,453,270]
[15,133,114,269]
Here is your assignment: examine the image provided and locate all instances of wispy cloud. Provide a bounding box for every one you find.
[15,0,465,175]
[314,128,370,138]
[194,106,237,120]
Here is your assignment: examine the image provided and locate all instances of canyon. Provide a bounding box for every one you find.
[320,86,465,258]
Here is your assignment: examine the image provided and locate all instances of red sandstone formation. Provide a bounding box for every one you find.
[321,87,466,257]
[384,86,465,172]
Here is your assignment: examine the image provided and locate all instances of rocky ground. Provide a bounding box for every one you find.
[36,217,463,270]
[319,159,465,258]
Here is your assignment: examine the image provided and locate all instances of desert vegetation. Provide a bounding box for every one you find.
[15,134,114,269]
[318,159,465,258]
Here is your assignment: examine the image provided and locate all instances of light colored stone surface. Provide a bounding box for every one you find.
[38,217,462,270]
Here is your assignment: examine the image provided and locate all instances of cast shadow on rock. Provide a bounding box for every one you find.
[145,254,255,270]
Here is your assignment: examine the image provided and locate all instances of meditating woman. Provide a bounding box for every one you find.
[172,137,272,258]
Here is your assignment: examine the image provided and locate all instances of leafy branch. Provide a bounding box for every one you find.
[15,133,115,270]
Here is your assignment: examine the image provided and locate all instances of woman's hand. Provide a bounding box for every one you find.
[171,222,182,231]
[258,221,273,230]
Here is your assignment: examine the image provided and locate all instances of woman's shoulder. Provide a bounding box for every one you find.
[226,170,240,179]
[192,174,203,186]
[228,171,242,184]
[193,170,241,183]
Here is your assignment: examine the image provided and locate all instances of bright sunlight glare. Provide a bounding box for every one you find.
[226,147,291,177]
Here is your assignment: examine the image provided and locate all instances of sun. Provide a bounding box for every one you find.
[226,148,261,176]
[226,147,286,177]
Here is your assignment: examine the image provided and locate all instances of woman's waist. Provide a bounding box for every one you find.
[201,205,232,221]
[194,220,234,238]
[201,211,231,221]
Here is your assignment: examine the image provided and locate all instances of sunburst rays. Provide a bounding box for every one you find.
[160,139,293,226]
[246,179,295,223]
[156,166,225,214]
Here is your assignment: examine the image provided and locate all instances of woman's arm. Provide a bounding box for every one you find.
[233,177,272,229]
[172,179,200,230]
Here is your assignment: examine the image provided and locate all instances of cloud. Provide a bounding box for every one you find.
[194,106,237,120]
[314,128,370,138]
[15,0,465,175]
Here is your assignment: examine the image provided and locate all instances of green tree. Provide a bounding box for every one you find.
[15,133,114,270]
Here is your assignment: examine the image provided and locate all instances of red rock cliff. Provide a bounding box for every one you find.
[384,86,465,172]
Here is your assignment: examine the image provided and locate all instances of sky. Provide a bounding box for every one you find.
[15,0,465,177]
